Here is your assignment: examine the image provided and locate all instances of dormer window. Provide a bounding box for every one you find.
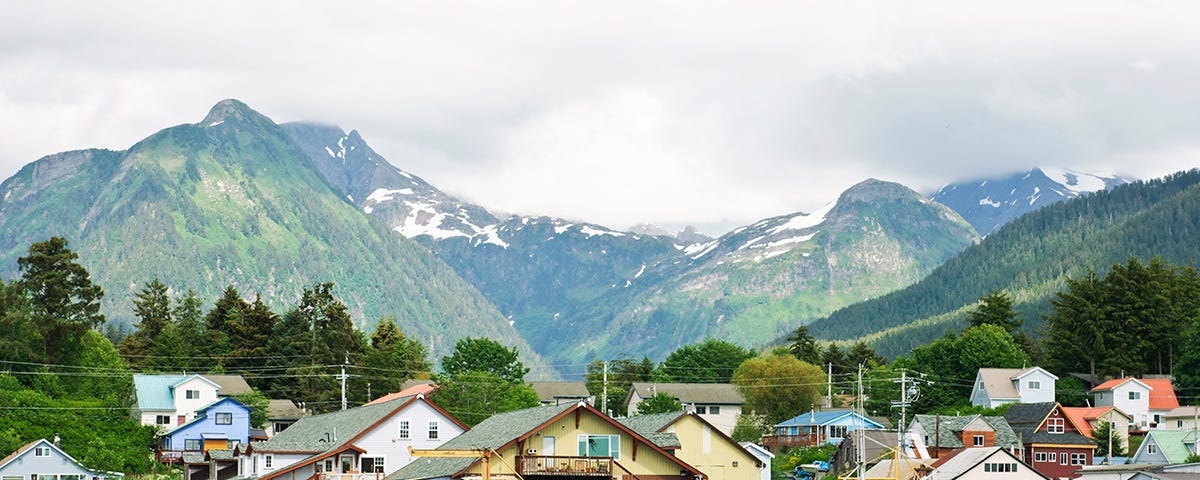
[1129,391,1142,400]
[973,435,984,446]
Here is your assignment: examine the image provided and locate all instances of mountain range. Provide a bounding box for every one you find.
[1,99,1141,374]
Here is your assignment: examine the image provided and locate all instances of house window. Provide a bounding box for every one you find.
[185,439,202,451]
[1048,453,1056,462]
[1034,452,1047,462]
[1130,391,1142,400]
[1071,453,1087,465]
[428,420,439,439]
[1047,418,1064,434]
[361,457,385,473]
[978,381,985,389]
[265,455,273,469]
[34,447,50,457]
[216,412,233,425]
[973,435,984,447]
[156,415,171,425]
[708,406,720,415]
[578,434,621,460]
[324,459,334,472]
[1029,381,1040,390]
[983,463,1017,472]
[1179,420,1185,428]
[398,420,410,439]
[1149,444,1158,454]
[274,422,292,433]
[186,389,200,399]
[695,406,707,414]
[1060,454,1068,465]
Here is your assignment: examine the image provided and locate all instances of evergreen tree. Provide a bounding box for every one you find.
[967,289,1022,332]
[363,317,430,396]
[17,237,104,366]
[441,337,528,384]
[0,280,37,381]
[787,326,822,365]
[225,294,279,379]
[119,279,171,365]
[821,343,849,375]
[848,341,887,368]
[1043,270,1108,378]
[201,286,248,369]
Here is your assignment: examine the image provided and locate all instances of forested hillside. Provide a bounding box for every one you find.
[808,169,1200,358]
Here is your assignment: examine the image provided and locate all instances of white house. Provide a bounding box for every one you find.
[132,374,223,429]
[242,394,466,480]
[624,383,743,436]
[925,446,1049,480]
[970,367,1058,408]
[1091,378,1179,430]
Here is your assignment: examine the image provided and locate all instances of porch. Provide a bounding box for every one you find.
[516,456,625,478]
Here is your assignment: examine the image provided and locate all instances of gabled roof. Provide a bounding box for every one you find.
[910,415,1020,449]
[1060,406,1125,439]
[1143,379,1180,411]
[163,397,249,436]
[1003,402,1096,447]
[133,373,252,411]
[626,383,743,406]
[1140,430,1200,464]
[925,446,1047,480]
[255,395,430,453]
[388,402,705,480]
[0,439,96,475]
[530,381,592,402]
[366,382,438,406]
[1163,406,1200,419]
[267,399,309,421]
[776,409,885,429]
[976,367,1058,401]
[1091,377,1152,393]
[617,410,763,464]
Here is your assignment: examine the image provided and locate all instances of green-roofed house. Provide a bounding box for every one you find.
[132,373,255,431]
[241,394,467,480]
[388,401,707,480]
[619,411,766,480]
[1130,430,1200,465]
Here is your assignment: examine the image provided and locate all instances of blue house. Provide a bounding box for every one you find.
[0,438,123,480]
[765,409,885,450]
[158,397,252,455]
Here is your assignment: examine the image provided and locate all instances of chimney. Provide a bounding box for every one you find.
[53,434,60,447]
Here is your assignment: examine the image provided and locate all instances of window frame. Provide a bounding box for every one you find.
[1047,418,1065,434]
[265,455,274,469]
[185,439,202,451]
[398,419,410,439]
[156,414,172,425]
[578,434,621,460]
[973,435,985,447]
[428,420,439,440]
[186,389,200,399]
[34,447,51,457]
[1028,380,1040,390]
[1034,452,1047,462]
[215,412,233,425]
[361,456,385,473]
[1130,391,1142,400]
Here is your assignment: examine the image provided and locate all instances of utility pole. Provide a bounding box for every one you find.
[601,361,609,415]
[857,364,865,480]
[341,355,348,411]
[827,363,833,408]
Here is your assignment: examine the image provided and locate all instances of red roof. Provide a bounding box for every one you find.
[364,382,437,406]
[1089,377,1179,411]
[1143,379,1180,410]
[1060,407,1114,439]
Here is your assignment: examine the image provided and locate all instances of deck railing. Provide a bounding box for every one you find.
[518,456,615,476]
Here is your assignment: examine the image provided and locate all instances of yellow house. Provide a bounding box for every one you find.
[388,402,705,480]
[619,412,766,480]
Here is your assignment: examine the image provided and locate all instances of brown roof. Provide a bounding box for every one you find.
[267,399,310,420]
[530,381,591,402]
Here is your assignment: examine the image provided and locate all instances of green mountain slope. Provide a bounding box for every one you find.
[0,100,548,371]
[809,169,1200,358]
[594,179,979,362]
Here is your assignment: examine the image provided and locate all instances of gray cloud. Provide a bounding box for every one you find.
[2,1,1198,234]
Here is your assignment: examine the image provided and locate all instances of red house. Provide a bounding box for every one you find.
[1004,402,1097,479]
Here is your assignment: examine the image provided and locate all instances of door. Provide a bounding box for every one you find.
[340,454,354,473]
[542,436,556,456]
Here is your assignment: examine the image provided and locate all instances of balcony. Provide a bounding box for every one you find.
[517,456,617,477]
[156,451,185,464]
[761,434,826,451]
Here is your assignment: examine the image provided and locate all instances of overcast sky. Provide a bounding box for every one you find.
[2,2,1198,234]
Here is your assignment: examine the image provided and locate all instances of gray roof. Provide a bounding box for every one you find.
[911,415,1020,449]
[182,453,206,464]
[530,382,591,402]
[626,383,743,406]
[389,403,576,480]
[925,447,1042,480]
[203,375,254,396]
[617,411,685,449]
[268,399,310,420]
[255,396,413,453]
[208,449,235,461]
[1004,402,1096,447]
[1163,406,1200,419]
